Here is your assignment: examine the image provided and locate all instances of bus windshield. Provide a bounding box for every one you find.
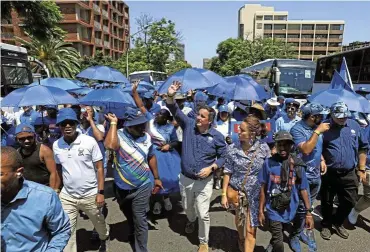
[129,71,167,85]
[279,67,315,94]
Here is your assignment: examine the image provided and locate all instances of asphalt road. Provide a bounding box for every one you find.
[76,179,370,252]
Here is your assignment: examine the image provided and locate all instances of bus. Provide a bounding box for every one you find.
[313,46,370,94]
[1,43,33,96]
[241,59,316,100]
[129,70,168,86]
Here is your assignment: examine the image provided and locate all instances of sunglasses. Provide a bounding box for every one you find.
[17,136,34,142]
[60,120,77,127]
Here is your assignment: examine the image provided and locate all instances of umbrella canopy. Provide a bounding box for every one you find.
[308,88,370,113]
[157,68,226,94]
[1,85,78,107]
[77,66,130,83]
[92,82,117,89]
[209,75,269,101]
[67,87,93,96]
[71,79,88,87]
[28,78,80,91]
[119,84,149,94]
[79,88,135,108]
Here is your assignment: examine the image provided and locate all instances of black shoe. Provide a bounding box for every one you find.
[320,227,332,240]
[99,238,109,252]
[333,225,349,239]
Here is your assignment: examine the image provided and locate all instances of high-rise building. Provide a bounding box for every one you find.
[1,0,130,59]
[238,4,345,60]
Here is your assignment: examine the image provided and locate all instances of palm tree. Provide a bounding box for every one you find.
[16,34,81,78]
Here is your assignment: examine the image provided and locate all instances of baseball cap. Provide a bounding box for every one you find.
[301,103,329,116]
[194,91,208,102]
[56,108,79,125]
[123,107,150,127]
[274,131,294,143]
[218,105,228,113]
[34,117,50,126]
[277,95,285,100]
[330,102,351,119]
[284,98,300,107]
[15,123,35,135]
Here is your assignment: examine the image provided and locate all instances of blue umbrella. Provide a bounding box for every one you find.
[92,82,117,89]
[68,87,92,96]
[1,85,78,107]
[119,84,149,94]
[157,68,226,94]
[79,89,135,108]
[308,88,370,113]
[209,75,269,101]
[71,79,88,87]
[77,66,130,83]
[28,78,80,91]
[137,81,155,90]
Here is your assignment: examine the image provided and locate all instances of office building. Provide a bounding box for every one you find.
[238,4,345,60]
[1,0,130,59]
[342,41,370,52]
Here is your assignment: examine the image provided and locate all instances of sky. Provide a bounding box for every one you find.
[126,1,370,67]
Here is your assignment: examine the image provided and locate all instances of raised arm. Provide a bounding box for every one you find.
[166,81,192,129]
[132,80,148,114]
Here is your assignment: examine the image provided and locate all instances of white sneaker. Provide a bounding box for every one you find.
[215,179,221,190]
[164,197,173,211]
[348,208,359,225]
[153,202,162,215]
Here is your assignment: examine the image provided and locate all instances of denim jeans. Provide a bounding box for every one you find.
[291,177,321,238]
[114,182,152,252]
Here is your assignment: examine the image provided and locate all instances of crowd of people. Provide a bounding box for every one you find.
[1,80,370,252]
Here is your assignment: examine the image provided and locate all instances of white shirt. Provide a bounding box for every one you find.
[53,133,103,199]
[214,118,236,138]
[175,107,193,142]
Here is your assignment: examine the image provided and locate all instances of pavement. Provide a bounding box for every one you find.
[76,179,370,252]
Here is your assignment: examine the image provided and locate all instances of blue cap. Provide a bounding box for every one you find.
[194,91,208,102]
[218,105,228,113]
[123,107,149,127]
[15,124,35,135]
[330,102,351,119]
[278,95,285,100]
[56,108,79,125]
[301,103,329,116]
[34,117,50,126]
[142,91,154,100]
[285,98,300,107]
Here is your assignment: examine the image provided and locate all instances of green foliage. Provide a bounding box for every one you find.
[209,37,296,76]
[16,34,81,78]
[166,60,192,75]
[2,1,63,41]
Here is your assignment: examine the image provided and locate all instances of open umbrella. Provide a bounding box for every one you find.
[209,75,269,101]
[79,88,135,108]
[67,87,93,96]
[1,85,78,107]
[71,79,88,87]
[157,68,227,94]
[119,84,148,94]
[77,66,130,83]
[28,77,80,91]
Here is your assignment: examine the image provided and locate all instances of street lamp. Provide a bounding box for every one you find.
[126,24,152,77]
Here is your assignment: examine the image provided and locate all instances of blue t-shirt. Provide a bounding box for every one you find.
[258,157,309,223]
[290,120,323,180]
[275,114,301,133]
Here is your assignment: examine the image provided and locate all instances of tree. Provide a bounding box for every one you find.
[17,34,81,78]
[166,60,192,75]
[209,37,296,76]
[2,1,63,41]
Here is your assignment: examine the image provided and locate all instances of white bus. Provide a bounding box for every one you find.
[128,70,167,86]
[312,46,370,94]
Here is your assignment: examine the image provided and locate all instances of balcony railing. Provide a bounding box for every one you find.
[93,3,100,13]
[103,25,109,33]
[95,38,102,45]
[94,21,101,30]
[102,9,109,19]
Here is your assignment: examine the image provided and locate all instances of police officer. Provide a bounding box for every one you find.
[320,102,368,240]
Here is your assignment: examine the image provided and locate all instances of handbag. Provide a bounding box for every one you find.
[227,143,259,209]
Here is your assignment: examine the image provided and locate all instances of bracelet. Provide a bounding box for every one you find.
[167,93,175,98]
[221,192,227,196]
[154,177,161,180]
[110,122,117,125]
[314,130,321,136]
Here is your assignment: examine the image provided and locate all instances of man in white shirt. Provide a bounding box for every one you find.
[53,108,109,252]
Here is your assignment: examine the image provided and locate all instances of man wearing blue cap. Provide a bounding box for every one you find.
[289,103,330,250]
[142,91,161,116]
[1,146,71,252]
[320,102,368,240]
[275,98,301,133]
[15,123,60,191]
[53,108,109,252]
[104,107,163,252]
[166,81,226,252]
[18,106,41,126]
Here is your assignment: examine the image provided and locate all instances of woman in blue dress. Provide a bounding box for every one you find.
[221,115,271,252]
[132,82,181,215]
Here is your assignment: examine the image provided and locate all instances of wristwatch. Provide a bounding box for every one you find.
[98,190,105,195]
[306,207,314,213]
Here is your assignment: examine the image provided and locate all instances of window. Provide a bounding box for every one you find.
[290,42,299,47]
[316,34,328,39]
[329,42,341,47]
[274,34,286,39]
[274,24,286,30]
[239,24,244,38]
[315,42,327,47]
[346,49,364,82]
[256,15,263,20]
[302,24,314,30]
[329,34,343,39]
[301,42,313,47]
[264,24,272,30]
[314,51,326,56]
[264,15,273,20]
[302,34,314,39]
[287,34,300,38]
[316,24,328,30]
[256,23,262,29]
[288,24,300,30]
[359,48,370,83]
[300,51,312,55]
[264,33,272,38]
[330,24,343,30]
[274,15,287,21]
